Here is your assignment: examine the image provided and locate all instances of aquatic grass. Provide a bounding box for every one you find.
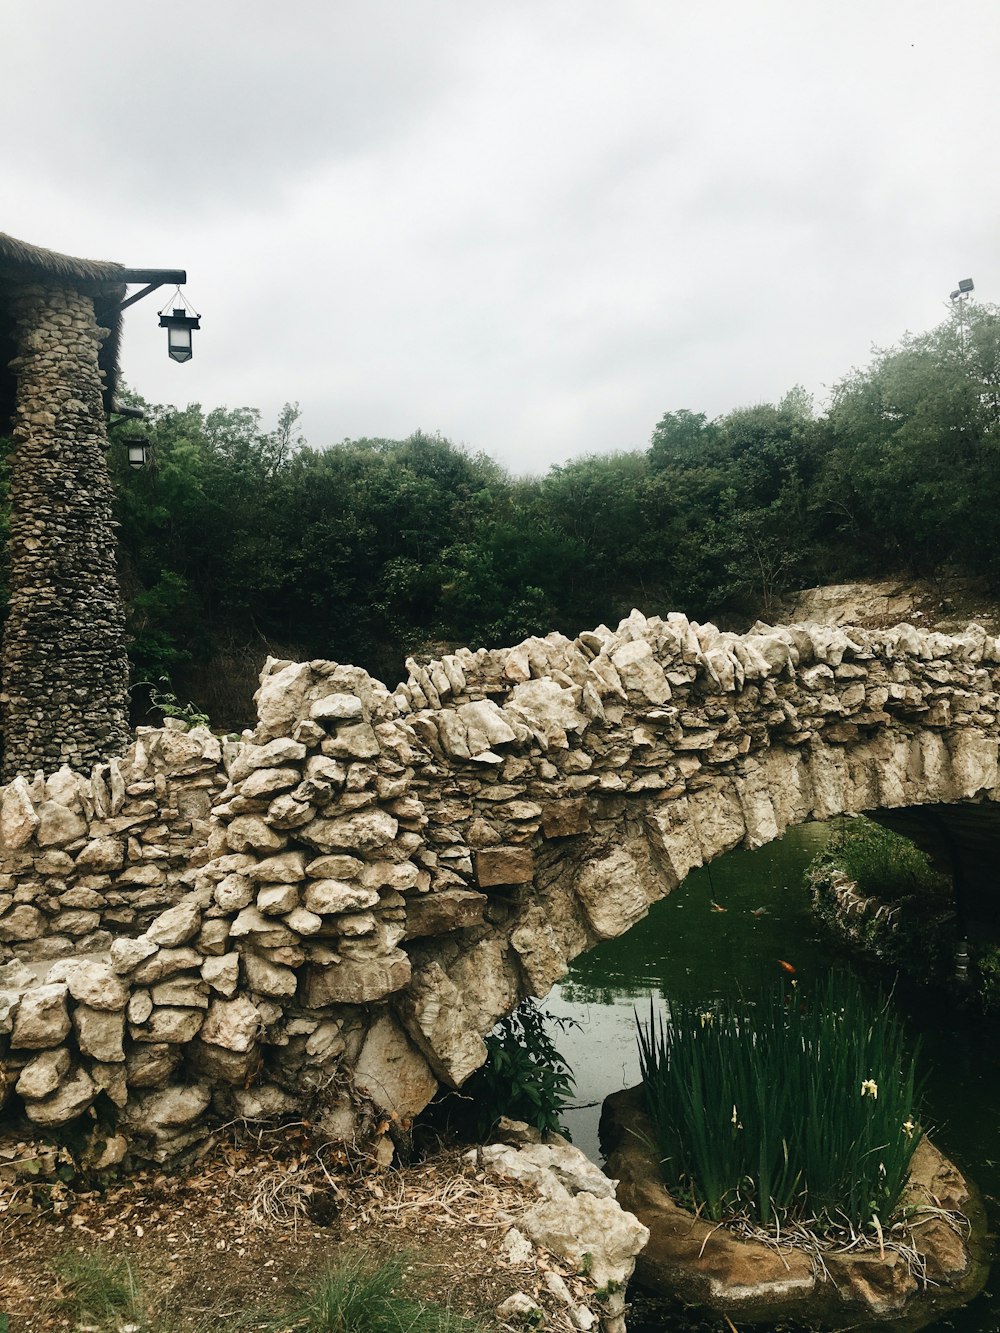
[636,974,923,1233]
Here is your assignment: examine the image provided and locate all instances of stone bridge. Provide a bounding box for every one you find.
[2,608,999,1163]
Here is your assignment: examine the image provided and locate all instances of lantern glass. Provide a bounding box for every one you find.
[167,324,193,362]
[127,440,148,469]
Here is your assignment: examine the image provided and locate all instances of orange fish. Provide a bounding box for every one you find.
[710,901,727,913]
[777,959,796,974]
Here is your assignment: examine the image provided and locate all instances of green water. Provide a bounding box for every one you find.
[547,824,999,1332]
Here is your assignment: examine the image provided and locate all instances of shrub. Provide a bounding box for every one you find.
[462,998,576,1139]
[636,973,923,1233]
[816,817,947,902]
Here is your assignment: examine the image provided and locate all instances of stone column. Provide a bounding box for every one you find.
[1,281,130,779]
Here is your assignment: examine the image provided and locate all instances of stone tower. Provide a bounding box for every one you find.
[0,233,132,779]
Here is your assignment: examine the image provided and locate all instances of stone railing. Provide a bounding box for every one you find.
[2,611,999,1162]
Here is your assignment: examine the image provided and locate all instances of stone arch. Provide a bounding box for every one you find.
[1,610,999,1158]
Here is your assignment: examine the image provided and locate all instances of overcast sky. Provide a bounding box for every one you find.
[4,1,999,472]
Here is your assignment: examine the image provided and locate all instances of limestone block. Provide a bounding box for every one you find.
[147,900,202,948]
[360,860,422,890]
[456,699,520,752]
[542,799,591,839]
[254,661,315,740]
[11,983,70,1048]
[688,782,746,862]
[510,893,589,994]
[404,889,487,939]
[229,906,296,947]
[128,990,154,1024]
[299,809,398,854]
[90,1064,129,1108]
[520,1191,649,1291]
[305,1020,345,1062]
[321,722,380,759]
[241,951,297,998]
[202,952,240,997]
[0,904,46,941]
[257,884,299,916]
[0,777,39,848]
[130,1006,204,1044]
[35,800,87,847]
[73,1005,125,1062]
[397,962,488,1087]
[225,816,286,854]
[200,995,262,1052]
[131,947,204,985]
[109,935,159,975]
[233,1084,299,1119]
[310,692,364,721]
[283,905,323,936]
[575,844,652,941]
[267,794,316,828]
[353,1012,438,1117]
[198,918,231,956]
[248,851,307,884]
[610,640,671,705]
[302,951,411,1006]
[475,846,535,887]
[16,1047,71,1099]
[47,959,127,1011]
[129,1082,212,1129]
[480,1142,617,1201]
[304,880,380,915]
[240,766,300,800]
[306,853,364,880]
[150,979,210,1009]
[0,989,21,1035]
[507,678,588,747]
[75,837,125,872]
[52,908,101,937]
[126,1042,182,1088]
[24,1066,97,1127]
[215,873,254,911]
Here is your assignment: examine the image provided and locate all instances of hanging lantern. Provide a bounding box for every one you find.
[158,306,201,362]
[124,436,150,469]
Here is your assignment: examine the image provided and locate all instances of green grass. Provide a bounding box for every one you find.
[50,1249,146,1329]
[273,1253,485,1332]
[636,973,923,1233]
[45,1249,484,1333]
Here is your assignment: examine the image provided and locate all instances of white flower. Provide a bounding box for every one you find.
[860,1078,878,1099]
[903,1119,916,1135]
[699,1011,713,1028]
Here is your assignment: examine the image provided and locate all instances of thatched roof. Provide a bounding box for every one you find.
[0,231,126,287]
[0,231,127,428]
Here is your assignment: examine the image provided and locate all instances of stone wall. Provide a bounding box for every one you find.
[2,610,1000,1161]
[2,281,130,780]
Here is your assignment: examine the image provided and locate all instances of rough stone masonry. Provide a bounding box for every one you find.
[2,281,130,779]
[0,609,999,1163]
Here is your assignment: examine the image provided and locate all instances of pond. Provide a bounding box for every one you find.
[545,824,1000,1332]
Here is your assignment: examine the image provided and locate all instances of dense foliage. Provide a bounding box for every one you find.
[636,976,923,1233]
[2,300,999,726]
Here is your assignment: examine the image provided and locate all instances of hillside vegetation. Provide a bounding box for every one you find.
[9,301,1000,726]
